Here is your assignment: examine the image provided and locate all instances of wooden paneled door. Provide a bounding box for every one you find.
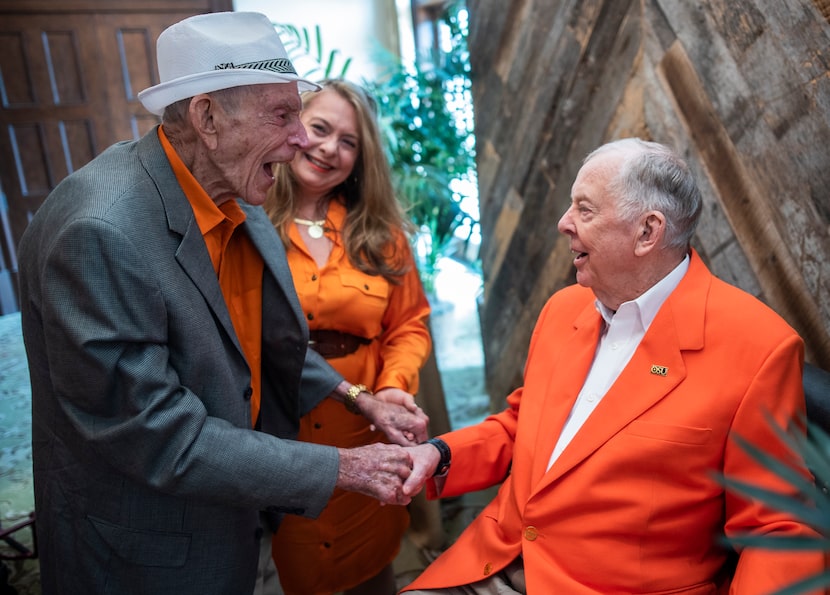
[0,0,233,315]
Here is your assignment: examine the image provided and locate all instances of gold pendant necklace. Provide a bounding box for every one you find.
[294,217,326,239]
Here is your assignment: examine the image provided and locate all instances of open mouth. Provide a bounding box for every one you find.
[306,154,333,171]
[573,250,588,264]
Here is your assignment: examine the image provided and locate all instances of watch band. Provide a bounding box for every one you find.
[426,437,451,477]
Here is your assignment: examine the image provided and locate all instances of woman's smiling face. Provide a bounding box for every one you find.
[291,88,360,197]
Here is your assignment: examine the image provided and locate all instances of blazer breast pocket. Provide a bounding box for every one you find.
[623,420,712,445]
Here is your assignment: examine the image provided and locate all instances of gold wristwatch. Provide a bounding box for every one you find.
[344,384,370,414]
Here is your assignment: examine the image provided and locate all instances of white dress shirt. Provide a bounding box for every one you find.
[547,254,690,470]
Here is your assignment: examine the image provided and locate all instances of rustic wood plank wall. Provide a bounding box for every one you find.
[467,0,830,408]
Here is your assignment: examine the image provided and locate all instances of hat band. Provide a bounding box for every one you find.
[214,58,298,75]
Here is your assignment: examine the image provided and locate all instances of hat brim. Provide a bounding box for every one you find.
[137,69,321,116]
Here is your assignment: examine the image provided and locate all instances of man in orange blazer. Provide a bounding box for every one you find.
[402,138,824,594]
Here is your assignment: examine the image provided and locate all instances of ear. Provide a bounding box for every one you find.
[188,94,220,150]
[634,211,665,256]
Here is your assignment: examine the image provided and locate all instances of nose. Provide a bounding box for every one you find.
[318,135,337,154]
[290,120,309,150]
[557,206,574,235]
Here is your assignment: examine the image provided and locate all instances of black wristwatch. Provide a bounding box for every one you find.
[426,437,451,477]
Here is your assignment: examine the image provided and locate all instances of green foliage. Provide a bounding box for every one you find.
[364,1,477,292]
[275,23,352,80]
[719,416,830,595]
[274,1,478,293]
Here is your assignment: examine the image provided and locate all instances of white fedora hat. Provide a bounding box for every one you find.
[138,11,320,116]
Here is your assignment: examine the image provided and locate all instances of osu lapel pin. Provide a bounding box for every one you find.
[650,364,668,376]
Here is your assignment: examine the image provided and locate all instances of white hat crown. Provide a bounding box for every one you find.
[138,12,319,116]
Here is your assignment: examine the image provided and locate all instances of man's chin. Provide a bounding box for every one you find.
[240,190,267,206]
[574,271,592,288]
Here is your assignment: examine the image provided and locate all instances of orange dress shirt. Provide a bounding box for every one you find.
[159,127,264,426]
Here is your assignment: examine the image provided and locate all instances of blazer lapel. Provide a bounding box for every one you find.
[238,202,307,333]
[537,251,710,489]
[137,128,242,356]
[175,222,241,353]
[529,302,603,486]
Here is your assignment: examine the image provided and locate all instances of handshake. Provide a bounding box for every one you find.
[334,386,444,505]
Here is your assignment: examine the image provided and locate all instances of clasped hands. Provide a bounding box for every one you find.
[336,387,442,505]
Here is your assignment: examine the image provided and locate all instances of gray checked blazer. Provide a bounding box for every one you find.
[18,127,343,595]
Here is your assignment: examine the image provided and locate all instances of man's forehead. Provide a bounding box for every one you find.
[574,159,612,190]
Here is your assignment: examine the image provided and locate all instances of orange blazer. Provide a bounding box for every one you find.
[404,250,823,595]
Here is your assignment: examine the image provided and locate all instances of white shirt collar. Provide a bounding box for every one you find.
[596,253,690,332]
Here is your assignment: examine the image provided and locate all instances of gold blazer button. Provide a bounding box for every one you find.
[483,562,493,575]
[524,526,539,541]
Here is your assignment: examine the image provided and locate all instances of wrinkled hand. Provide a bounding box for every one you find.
[359,389,429,446]
[402,442,442,498]
[374,387,421,411]
[337,443,414,505]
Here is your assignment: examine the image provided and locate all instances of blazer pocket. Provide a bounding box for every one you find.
[624,420,712,445]
[88,515,191,567]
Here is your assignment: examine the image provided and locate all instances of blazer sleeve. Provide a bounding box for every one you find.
[427,386,520,499]
[299,348,344,417]
[425,294,560,499]
[724,334,825,593]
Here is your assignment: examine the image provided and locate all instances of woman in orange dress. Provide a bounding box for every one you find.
[263,79,432,595]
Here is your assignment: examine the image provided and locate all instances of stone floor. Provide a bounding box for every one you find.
[0,312,38,594]
[0,256,495,594]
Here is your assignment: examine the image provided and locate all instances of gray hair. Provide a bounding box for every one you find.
[585,138,702,251]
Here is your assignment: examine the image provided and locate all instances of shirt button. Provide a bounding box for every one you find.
[243,386,253,400]
[363,284,369,290]
[311,274,318,281]
[586,393,596,403]
[314,422,322,429]
[524,526,538,541]
[307,313,314,321]
[483,563,493,576]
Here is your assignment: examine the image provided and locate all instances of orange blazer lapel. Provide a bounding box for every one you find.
[527,302,603,487]
[537,252,710,489]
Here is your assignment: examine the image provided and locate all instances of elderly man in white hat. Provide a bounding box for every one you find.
[18,11,428,595]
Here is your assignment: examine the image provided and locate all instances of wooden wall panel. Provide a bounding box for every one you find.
[468,0,830,408]
[646,0,830,365]
[44,30,86,104]
[0,0,233,314]
[0,32,36,104]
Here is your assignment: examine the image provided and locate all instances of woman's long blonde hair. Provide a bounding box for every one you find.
[264,79,415,283]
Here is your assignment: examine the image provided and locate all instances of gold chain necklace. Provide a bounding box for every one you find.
[293,217,326,239]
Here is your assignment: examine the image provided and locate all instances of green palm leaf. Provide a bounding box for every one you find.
[719,414,830,595]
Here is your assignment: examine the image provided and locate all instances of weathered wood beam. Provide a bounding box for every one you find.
[658,39,830,366]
